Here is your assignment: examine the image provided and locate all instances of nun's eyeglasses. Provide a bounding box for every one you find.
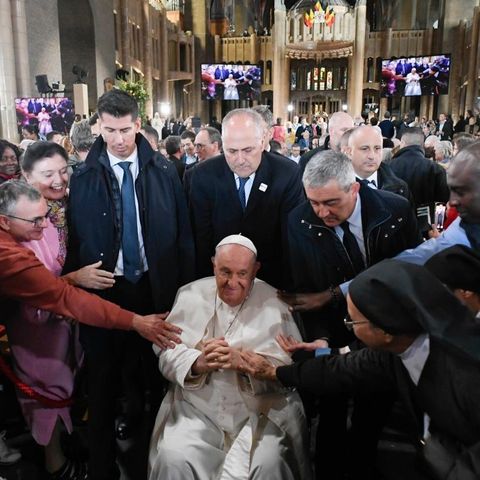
[344,314,369,331]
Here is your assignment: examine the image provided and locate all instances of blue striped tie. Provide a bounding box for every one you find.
[118,162,142,283]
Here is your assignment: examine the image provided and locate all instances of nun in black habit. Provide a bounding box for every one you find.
[240,259,480,480]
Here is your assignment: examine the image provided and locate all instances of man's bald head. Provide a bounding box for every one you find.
[348,125,383,148]
[328,112,354,151]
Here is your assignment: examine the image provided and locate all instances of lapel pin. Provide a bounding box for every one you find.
[259,183,268,192]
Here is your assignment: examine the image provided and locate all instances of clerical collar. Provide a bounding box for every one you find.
[399,333,430,386]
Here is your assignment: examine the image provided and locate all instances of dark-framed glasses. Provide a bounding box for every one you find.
[344,313,369,331]
[194,143,209,150]
[5,208,50,228]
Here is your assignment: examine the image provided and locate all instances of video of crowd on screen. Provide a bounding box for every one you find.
[380,54,450,98]
[201,64,262,101]
[15,97,75,136]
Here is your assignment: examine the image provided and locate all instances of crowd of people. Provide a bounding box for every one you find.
[1,90,480,480]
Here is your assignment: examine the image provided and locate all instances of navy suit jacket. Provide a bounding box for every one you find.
[188,152,304,288]
[64,134,195,314]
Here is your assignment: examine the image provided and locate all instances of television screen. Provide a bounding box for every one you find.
[380,54,450,98]
[201,64,262,101]
[15,97,75,136]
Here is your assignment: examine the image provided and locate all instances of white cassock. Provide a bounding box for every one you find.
[148,277,312,480]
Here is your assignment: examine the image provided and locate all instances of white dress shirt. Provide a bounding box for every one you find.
[234,173,256,207]
[364,171,378,189]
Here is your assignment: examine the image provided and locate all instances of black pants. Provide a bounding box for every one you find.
[80,274,163,480]
[313,390,396,480]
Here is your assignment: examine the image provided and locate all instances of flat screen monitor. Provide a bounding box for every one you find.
[201,64,262,101]
[15,97,75,136]
[380,54,450,98]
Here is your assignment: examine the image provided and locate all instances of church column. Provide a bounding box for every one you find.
[142,0,153,118]
[379,27,392,118]
[191,1,210,121]
[11,0,31,97]
[466,7,480,113]
[159,8,169,104]
[250,32,258,64]
[0,0,19,141]
[450,20,467,118]
[347,54,354,112]
[419,27,433,119]
[439,0,479,114]
[272,0,288,121]
[120,0,130,70]
[213,35,222,121]
[350,0,366,117]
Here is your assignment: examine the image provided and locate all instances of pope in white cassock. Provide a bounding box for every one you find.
[148,235,312,480]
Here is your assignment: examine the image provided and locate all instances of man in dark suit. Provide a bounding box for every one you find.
[378,110,395,139]
[64,90,194,480]
[281,150,421,479]
[437,112,454,140]
[347,125,411,200]
[164,134,185,180]
[188,108,304,289]
[299,111,354,172]
[183,127,222,200]
[389,127,450,223]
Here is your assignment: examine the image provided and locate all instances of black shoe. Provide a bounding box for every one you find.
[115,416,131,441]
[50,459,88,480]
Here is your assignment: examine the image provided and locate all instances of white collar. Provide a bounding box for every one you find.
[107,148,138,167]
[399,333,430,386]
[365,171,378,187]
[346,194,362,229]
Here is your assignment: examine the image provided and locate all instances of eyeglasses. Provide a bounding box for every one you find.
[194,143,209,150]
[5,209,50,228]
[344,314,369,331]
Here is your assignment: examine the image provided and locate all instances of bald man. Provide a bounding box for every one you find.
[188,108,303,289]
[299,111,354,172]
[346,125,411,200]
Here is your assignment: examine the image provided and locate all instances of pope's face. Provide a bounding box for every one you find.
[212,244,259,307]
